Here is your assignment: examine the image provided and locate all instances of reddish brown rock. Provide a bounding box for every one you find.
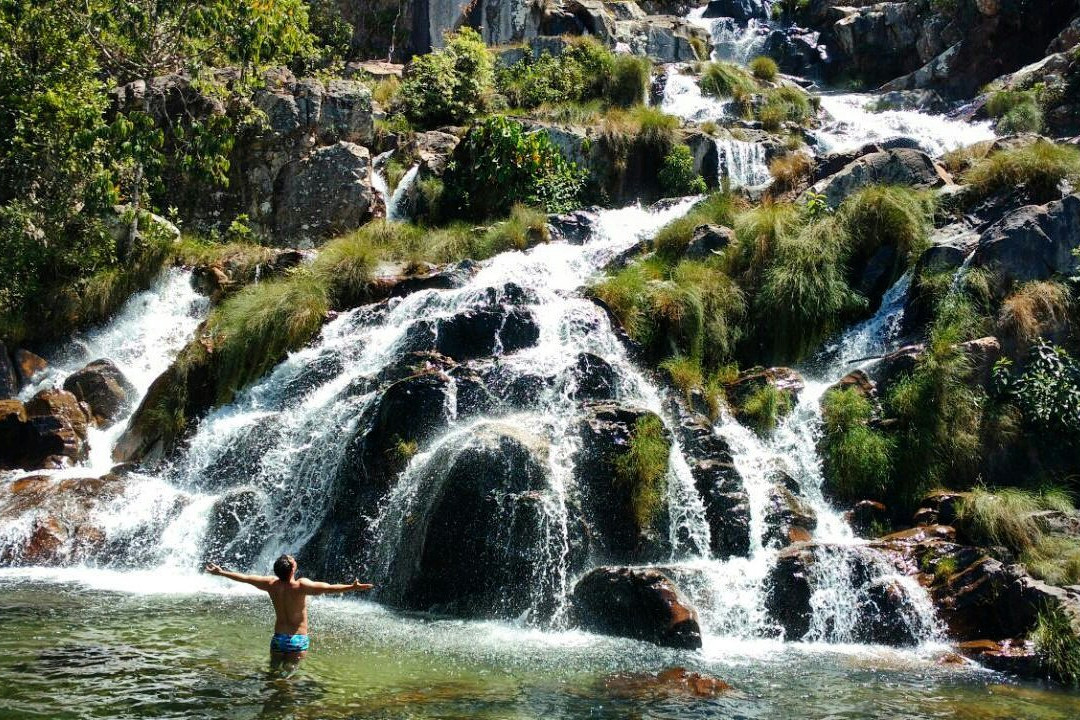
[571,566,703,649]
[13,348,47,385]
[600,667,734,699]
[0,389,93,469]
[63,359,137,427]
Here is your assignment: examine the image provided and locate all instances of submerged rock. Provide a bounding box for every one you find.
[63,359,137,428]
[599,666,734,699]
[571,566,703,649]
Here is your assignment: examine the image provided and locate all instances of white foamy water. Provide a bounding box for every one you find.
[716,137,771,188]
[815,94,996,157]
[12,269,209,476]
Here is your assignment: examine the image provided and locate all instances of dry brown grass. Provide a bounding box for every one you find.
[996,280,1072,349]
[768,151,813,192]
[941,140,994,176]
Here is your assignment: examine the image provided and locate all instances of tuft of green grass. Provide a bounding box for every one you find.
[1032,604,1080,686]
[768,152,813,192]
[660,355,705,401]
[207,271,330,403]
[700,62,757,100]
[740,384,792,435]
[956,486,1074,553]
[614,415,671,531]
[758,86,813,130]
[986,89,1043,134]
[996,280,1072,350]
[749,56,779,82]
[479,204,551,257]
[963,140,1080,204]
[730,201,802,284]
[752,218,865,362]
[820,387,894,503]
[838,185,936,270]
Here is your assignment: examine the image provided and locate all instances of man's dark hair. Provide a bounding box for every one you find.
[273,554,295,581]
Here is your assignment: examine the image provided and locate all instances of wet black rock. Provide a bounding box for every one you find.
[766,542,924,646]
[575,403,672,562]
[63,359,138,427]
[0,342,17,399]
[548,207,601,244]
[571,566,703,649]
[703,0,769,22]
[570,353,619,401]
[201,487,271,568]
[392,424,561,619]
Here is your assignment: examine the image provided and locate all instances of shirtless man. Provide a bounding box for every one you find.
[205,554,373,660]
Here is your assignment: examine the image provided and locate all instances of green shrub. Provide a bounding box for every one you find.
[993,341,1080,440]
[658,145,707,197]
[752,218,865,362]
[963,140,1080,204]
[997,101,1044,134]
[886,298,986,501]
[498,50,586,109]
[758,86,813,129]
[838,185,935,271]
[442,116,586,219]
[608,54,653,107]
[477,204,551,257]
[700,62,756,99]
[740,384,791,434]
[401,28,494,127]
[207,271,330,403]
[750,56,779,82]
[820,388,894,503]
[614,415,671,530]
[1033,604,1080,686]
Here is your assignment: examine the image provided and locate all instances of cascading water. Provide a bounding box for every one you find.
[14,269,209,476]
[715,138,771,188]
[687,6,770,65]
[815,94,996,157]
[371,152,417,223]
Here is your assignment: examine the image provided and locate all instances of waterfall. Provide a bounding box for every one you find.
[687,7,771,65]
[387,164,419,222]
[815,94,996,157]
[13,269,209,476]
[715,138,771,188]
[660,65,734,122]
[371,150,393,211]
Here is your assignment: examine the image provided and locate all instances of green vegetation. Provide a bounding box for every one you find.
[994,341,1080,442]
[658,145,707,197]
[768,152,813,191]
[995,280,1072,349]
[750,56,779,82]
[986,89,1044,134]
[759,86,814,131]
[700,62,757,100]
[740,384,792,434]
[820,388,894,502]
[614,415,671,531]
[653,193,738,261]
[839,185,936,269]
[1033,605,1080,687]
[962,140,1080,204]
[207,270,330,403]
[441,116,585,219]
[400,28,494,127]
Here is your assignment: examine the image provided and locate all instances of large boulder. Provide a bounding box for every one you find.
[274,141,379,241]
[1,390,94,469]
[665,397,750,559]
[766,542,928,645]
[969,193,1080,296]
[763,475,817,547]
[575,403,673,562]
[571,566,703,649]
[807,148,951,208]
[387,423,564,618]
[0,474,124,565]
[62,359,137,427]
[13,348,47,386]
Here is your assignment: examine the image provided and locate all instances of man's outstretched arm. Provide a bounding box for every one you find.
[205,563,275,591]
[299,578,374,596]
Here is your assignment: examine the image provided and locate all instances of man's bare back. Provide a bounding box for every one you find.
[205,554,373,660]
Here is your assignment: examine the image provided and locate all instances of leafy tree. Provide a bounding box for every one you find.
[400,27,493,127]
[0,0,117,338]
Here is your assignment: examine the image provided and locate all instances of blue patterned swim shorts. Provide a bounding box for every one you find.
[270,633,310,654]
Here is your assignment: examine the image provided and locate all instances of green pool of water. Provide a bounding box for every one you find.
[1,572,1079,719]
